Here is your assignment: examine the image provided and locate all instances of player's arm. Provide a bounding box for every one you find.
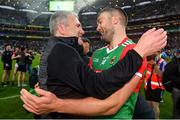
[20,28,166,114]
[21,60,146,116]
[11,53,17,59]
[45,28,166,100]
[20,75,141,115]
[11,53,20,59]
[74,28,167,99]
[54,60,146,116]
[55,75,141,116]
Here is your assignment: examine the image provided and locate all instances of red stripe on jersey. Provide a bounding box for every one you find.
[88,57,93,69]
[94,70,103,73]
[88,57,103,73]
[118,37,129,46]
[119,44,136,60]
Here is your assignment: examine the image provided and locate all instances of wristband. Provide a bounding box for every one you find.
[135,72,142,78]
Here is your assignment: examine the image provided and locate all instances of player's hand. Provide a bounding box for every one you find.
[20,88,59,115]
[134,28,167,57]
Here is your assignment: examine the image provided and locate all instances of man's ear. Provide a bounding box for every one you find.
[112,16,119,25]
[57,24,66,35]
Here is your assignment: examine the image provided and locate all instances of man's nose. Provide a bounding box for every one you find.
[80,29,85,35]
[96,25,100,32]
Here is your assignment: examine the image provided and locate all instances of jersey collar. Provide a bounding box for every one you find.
[117,37,129,46]
[106,37,129,53]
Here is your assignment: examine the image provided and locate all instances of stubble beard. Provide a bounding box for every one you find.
[103,29,114,44]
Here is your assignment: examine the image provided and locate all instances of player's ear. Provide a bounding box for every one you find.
[112,16,119,25]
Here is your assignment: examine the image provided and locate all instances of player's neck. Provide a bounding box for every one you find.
[109,31,127,50]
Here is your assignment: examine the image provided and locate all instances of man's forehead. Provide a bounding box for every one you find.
[97,14,104,22]
[74,18,81,25]
[68,15,80,23]
[68,14,76,20]
[97,12,110,21]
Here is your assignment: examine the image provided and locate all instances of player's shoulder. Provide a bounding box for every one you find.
[121,39,136,51]
[121,39,136,47]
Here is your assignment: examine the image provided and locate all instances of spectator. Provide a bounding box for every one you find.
[17,47,28,87]
[144,54,165,119]
[12,46,21,86]
[1,44,13,86]
[26,49,34,75]
[163,50,180,118]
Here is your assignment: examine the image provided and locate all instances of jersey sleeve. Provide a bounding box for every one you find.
[120,44,147,75]
[120,44,136,60]
[119,44,147,93]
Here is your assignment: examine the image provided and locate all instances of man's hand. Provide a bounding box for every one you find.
[134,28,167,58]
[20,88,60,115]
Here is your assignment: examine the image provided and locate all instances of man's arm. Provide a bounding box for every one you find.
[47,41,142,99]
[52,59,146,116]
[11,53,20,60]
[78,49,142,99]
[20,75,141,115]
[56,75,142,116]
[52,29,167,99]
[20,28,167,114]
[20,58,146,115]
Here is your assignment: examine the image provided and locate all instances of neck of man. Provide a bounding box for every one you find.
[108,28,127,50]
[55,33,68,37]
[55,31,73,38]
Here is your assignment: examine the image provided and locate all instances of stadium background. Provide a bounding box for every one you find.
[0,0,179,118]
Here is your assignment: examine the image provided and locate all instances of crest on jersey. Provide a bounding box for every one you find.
[110,56,116,65]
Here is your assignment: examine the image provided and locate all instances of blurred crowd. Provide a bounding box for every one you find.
[0,44,37,87]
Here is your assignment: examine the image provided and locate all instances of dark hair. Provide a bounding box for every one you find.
[4,44,10,47]
[97,7,128,26]
[4,44,11,50]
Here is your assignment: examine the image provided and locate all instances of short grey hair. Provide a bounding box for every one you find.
[49,11,73,35]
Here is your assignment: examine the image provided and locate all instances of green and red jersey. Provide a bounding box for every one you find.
[89,37,145,119]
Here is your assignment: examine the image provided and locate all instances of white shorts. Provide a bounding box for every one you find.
[15,63,19,69]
